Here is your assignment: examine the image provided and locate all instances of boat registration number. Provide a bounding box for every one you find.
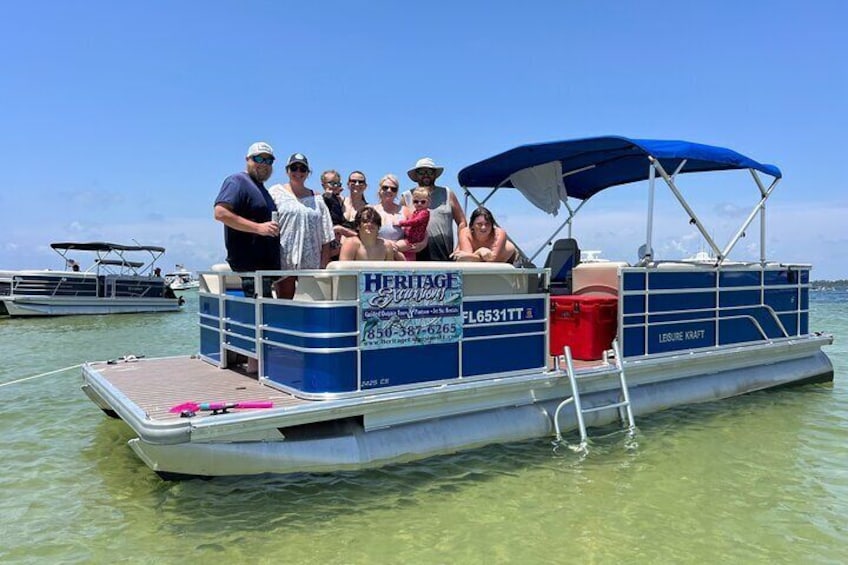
[463,307,526,324]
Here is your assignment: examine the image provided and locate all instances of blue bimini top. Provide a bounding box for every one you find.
[457,136,781,201]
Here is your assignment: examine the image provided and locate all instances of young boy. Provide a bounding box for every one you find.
[396,188,431,261]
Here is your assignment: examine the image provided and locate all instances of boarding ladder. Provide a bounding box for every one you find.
[554,340,635,450]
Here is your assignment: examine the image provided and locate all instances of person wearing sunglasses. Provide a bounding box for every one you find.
[450,206,517,263]
[395,187,431,261]
[213,141,282,297]
[402,157,466,261]
[372,174,428,257]
[339,206,405,262]
[343,171,369,223]
[320,169,356,259]
[268,153,335,298]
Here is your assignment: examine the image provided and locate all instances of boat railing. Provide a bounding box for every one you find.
[633,310,773,345]
[619,263,811,358]
[4,272,168,300]
[105,275,167,298]
[9,272,99,298]
[195,260,814,395]
[198,262,551,399]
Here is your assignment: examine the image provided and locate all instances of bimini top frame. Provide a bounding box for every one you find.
[49,241,166,275]
[456,136,782,266]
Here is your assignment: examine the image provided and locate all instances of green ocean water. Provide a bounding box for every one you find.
[0,292,845,564]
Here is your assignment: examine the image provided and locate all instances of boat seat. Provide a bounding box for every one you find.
[201,264,244,295]
[292,274,334,302]
[320,261,528,301]
[572,262,628,297]
[543,238,580,295]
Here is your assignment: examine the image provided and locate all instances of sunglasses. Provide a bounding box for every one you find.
[380,185,398,192]
[413,199,428,205]
[349,179,366,185]
[288,164,308,173]
[251,155,275,165]
[324,181,342,188]
[415,168,435,176]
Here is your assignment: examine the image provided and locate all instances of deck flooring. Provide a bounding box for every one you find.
[90,356,305,421]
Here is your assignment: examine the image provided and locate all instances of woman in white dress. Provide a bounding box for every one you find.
[268,153,334,298]
[371,173,427,256]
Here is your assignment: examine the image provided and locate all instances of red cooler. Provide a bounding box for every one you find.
[549,295,618,360]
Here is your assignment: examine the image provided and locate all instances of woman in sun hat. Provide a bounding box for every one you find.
[401,157,466,261]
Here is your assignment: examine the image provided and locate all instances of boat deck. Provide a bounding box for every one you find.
[89,357,301,421]
[87,355,604,422]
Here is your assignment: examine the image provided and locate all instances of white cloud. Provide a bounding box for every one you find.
[59,189,126,209]
[713,202,748,217]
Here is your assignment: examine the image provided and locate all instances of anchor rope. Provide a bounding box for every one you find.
[0,363,83,388]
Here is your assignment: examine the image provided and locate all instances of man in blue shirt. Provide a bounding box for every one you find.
[214,141,281,296]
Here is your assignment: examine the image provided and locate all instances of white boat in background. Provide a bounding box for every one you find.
[0,242,183,317]
[81,136,833,479]
[684,250,718,263]
[164,266,199,291]
[580,250,608,263]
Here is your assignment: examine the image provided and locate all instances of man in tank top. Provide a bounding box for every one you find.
[401,157,466,261]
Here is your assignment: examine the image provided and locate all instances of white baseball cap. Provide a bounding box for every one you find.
[246,141,275,158]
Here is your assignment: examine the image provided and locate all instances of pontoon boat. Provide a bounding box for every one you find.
[81,137,833,479]
[0,242,182,316]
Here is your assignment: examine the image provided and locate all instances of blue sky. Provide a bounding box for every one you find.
[1,1,846,278]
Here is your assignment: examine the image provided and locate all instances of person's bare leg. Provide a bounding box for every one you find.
[274,276,297,299]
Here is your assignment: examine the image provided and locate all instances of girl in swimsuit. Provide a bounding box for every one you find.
[450,206,517,263]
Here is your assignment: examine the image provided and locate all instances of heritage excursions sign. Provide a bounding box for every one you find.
[358,271,463,350]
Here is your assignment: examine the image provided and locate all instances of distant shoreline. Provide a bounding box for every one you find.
[812,280,848,290]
